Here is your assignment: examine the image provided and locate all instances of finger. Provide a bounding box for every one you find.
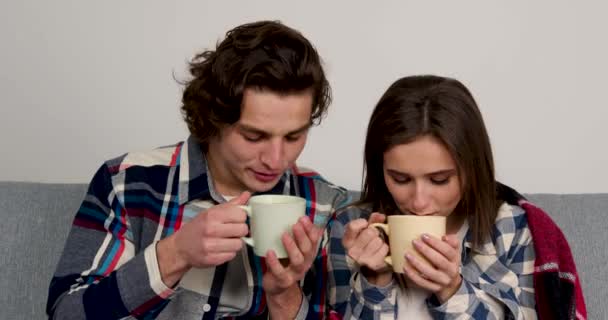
[207,252,238,266]
[342,219,368,248]
[368,212,386,224]
[347,227,380,261]
[442,234,460,249]
[361,237,387,270]
[227,191,251,205]
[367,243,390,270]
[300,215,315,233]
[298,216,322,246]
[219,206,249,223]
[292,222,313,257]
[265,250,290,285]
[420,234,459,262]
[403,267,442,292]
[362,235,384,255]
[413,238,451,271]
[353,227,381,251]
[405,252,451,286]
[203,222,249,238]
[203,238,244,253]
[282,231,305,266]
[402,255,442,292]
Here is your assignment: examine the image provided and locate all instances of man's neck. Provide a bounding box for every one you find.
[205,151,243,197]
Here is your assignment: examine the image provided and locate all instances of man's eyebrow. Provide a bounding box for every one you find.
[237,124,268,135]
[237,123,311,136]
[286,123,311,135]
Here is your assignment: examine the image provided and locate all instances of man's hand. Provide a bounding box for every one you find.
[263,216,322,319]
[156,192,251,287]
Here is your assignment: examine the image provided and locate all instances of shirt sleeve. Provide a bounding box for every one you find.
[327,206,398,320]
[426,211,537,320]
[46,164,176,319]
[294,185,351,319]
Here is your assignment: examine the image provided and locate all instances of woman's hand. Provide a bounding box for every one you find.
[403,234,462,303]
[342,212,392,286]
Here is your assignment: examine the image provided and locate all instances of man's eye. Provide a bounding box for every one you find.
[243,135,262,142]
[285,135,301,142]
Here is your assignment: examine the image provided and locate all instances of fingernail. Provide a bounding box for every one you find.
[422,234,430,240]
[405,253,413,260]
[413,239,422,247]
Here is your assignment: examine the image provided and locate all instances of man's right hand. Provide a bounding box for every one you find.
[342,212,393,286]
[156,192,251,287]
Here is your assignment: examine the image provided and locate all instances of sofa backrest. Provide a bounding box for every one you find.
[0,182,605,319]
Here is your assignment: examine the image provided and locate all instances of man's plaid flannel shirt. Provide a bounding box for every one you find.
[47,136,349,319]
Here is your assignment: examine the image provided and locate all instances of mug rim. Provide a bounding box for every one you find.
[386,215,446,221]
[248,194,306,205]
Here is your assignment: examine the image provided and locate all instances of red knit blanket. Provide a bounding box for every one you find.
[519,200,587,320]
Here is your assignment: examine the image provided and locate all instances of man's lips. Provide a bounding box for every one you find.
[251,169,280,182]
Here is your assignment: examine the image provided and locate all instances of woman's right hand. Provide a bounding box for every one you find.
[342,212,393,286]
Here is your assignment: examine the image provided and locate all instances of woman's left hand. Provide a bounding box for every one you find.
[402,234,462,304]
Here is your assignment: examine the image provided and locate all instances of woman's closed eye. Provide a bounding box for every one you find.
[390,174,411,184]
[430,176,451,185]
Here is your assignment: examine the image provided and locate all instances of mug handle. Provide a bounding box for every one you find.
[369,223,392,266]
[239,205,254,247]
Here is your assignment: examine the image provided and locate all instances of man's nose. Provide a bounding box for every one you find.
[261,139,285,170]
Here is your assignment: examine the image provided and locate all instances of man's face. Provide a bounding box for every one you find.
[207,88,313,195]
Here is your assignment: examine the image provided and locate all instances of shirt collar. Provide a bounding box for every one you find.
[462,219,497,256]
[176,135,293,205]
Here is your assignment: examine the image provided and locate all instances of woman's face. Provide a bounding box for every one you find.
[383,135,462,220]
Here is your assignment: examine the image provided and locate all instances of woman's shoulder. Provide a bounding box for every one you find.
[492,202,533,254]
[495,202,529,231]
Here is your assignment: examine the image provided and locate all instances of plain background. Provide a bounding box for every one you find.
[1,1,606,193]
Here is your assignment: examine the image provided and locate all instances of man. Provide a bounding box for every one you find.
[47,20,348,319]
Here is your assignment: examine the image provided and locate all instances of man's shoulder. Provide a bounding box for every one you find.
[291,165,350,208]
[103,141,185,176]
[91,141,186,195]
[334,204,372,224]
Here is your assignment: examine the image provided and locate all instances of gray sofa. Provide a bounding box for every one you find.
[1,181,606,319]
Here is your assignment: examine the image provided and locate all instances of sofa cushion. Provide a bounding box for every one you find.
[0,182,88,320]
[0,184,604,319]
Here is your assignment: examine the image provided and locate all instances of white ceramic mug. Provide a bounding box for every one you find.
[240,194,306,258]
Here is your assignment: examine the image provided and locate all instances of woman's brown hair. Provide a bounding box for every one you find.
[360,75,500,248]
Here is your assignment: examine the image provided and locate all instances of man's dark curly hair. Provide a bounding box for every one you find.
[180,20,331,148]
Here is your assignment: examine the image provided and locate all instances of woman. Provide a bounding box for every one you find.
[328,75,586,319]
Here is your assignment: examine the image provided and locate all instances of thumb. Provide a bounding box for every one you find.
[368,212,386,224]
[228,191,251,205]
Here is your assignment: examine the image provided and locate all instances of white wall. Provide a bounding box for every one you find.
[1,1,607,193]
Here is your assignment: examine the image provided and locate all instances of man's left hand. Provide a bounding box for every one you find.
[263,216,323,317]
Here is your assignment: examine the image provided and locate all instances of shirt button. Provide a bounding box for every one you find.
[202,304,211,312]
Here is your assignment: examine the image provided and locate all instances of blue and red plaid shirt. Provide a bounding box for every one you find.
[47,135,349,319]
